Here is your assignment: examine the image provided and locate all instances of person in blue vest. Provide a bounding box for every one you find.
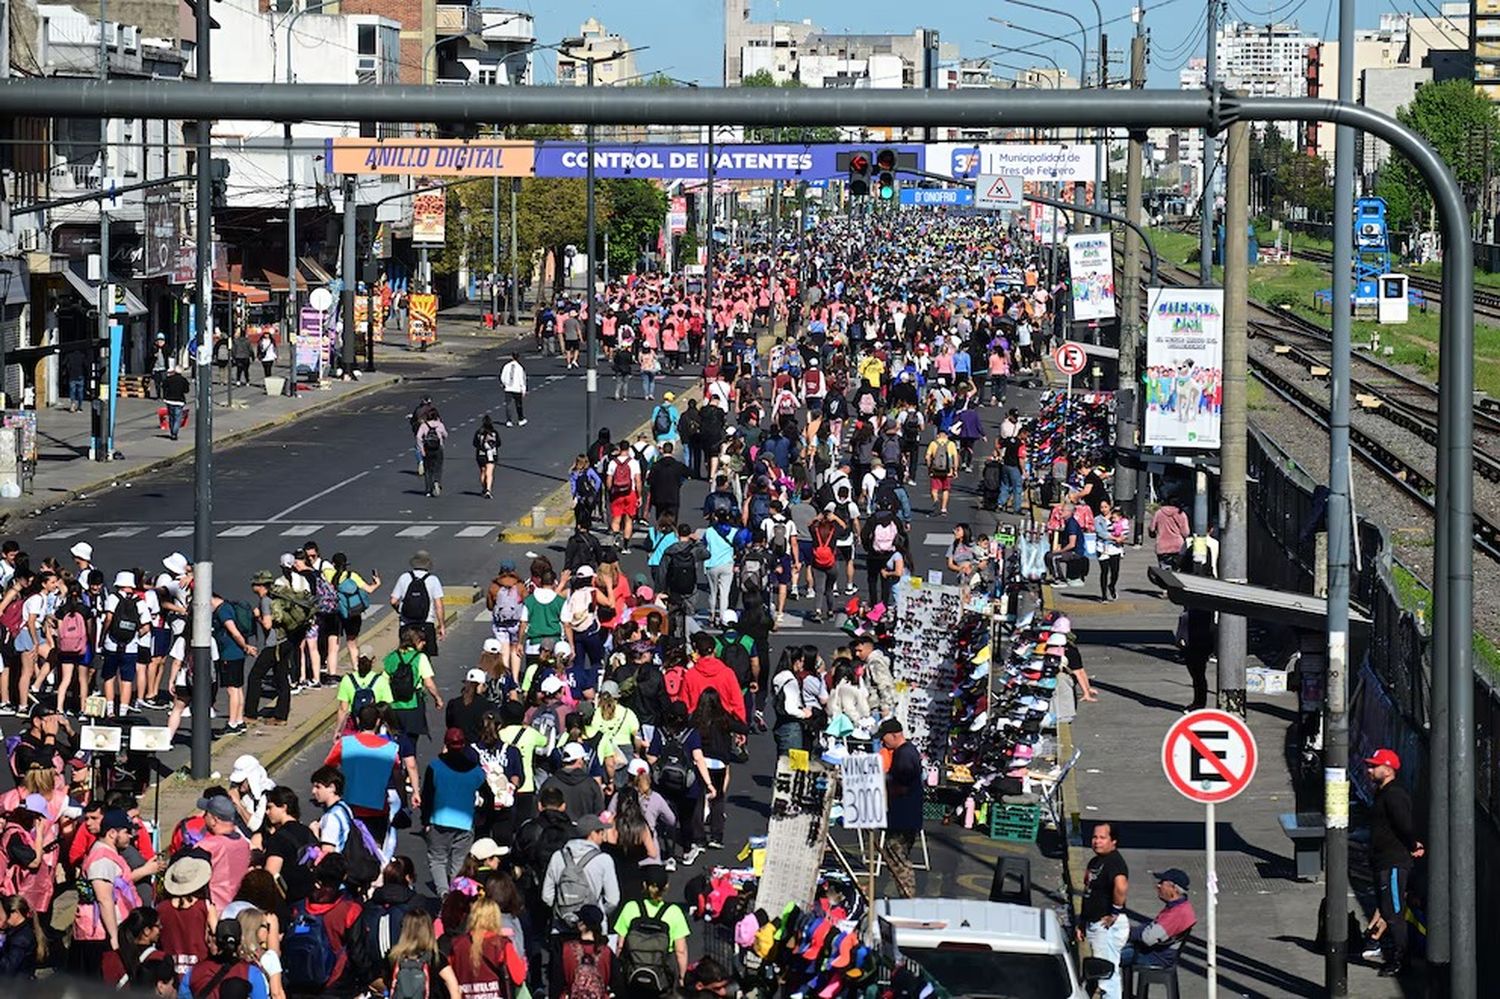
[421,727,493,894]
[323,706,402,849]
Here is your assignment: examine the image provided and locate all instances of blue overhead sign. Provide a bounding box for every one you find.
[900,187,975,207]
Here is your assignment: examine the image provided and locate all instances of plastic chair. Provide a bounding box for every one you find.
[1129,965,1181,999]
[989,855,1032,905]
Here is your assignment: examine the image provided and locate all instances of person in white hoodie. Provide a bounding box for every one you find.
[499,352,528,427]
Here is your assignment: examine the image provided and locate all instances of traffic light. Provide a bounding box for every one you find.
[875,148,898,200]
[840,150,872,197]
[210,158,230,208]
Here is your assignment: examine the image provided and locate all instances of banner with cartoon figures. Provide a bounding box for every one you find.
[1143,287,1224,449]
[1065,233,1116,322]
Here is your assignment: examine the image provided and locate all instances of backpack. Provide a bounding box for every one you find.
[609,459,635,499]
[562,940,611,999]
[652,406,672,437]
[748,491,772,527]
[348,672,381,720]
[574,473,599,510]
[269,583,314,635]
[388,651,421,704]
[620,901,680,996]
[679,407,702,439]
[106,596,141,646]
[769,516,791,555]
[492,584,523,629]
[654,730,696,793]
[529,707,561,755]
[398,572,432,623]
[0,597,22,640]
[662,664,686,702]
[707,491,738,522]
[853,434,874,465]
[57,610,88,655]
[811,522,838,571]
[336,573,369,619]
[872,475,900,513]
[230,600,255,640]
[421,424,442,455]
[312,574,339,617]
[901,413,922,445]
[552,844,603,923]
[739,546,771,594]
[879,435,902,466]
[858,392,877,416]
[283,902,338,990]
[665,546,698,597]
[872,518,900,553]
[391,957,429,999]
[328,801,384,885]
[930,442,953,477]
[717,636,753,688]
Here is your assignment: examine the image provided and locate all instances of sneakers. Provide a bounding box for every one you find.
[663,858,677,873]
[1361,944,1384,962]
[682,846,704,866]
[505,421,515,427]
[0,703,14,716]
[519,419,528,426]
[706,840,724,850]
[432,482,441,497]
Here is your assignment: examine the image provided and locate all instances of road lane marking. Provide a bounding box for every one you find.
[100,527,146,538]
[922,532,954,546]
[266,470,371,522]
[281,525,323,536]
[220,525,265,537]
[456,526,496,537]
[158,526,193,538]
[396,525,438,537]
[338,525,379,536]
[36,529,87,540]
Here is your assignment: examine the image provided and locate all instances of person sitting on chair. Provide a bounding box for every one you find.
[1120,868,1197,971]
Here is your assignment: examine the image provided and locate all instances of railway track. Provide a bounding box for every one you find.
[1294,245,1500,323]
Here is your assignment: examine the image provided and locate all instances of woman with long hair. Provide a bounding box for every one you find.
[605,784,660,902]
[650,699,714,866]
[473,414,501,499]
[326,552,380,679]
[14,570,56,712]
[472,710,521,844]
[104,905,163,987]
[0,566,32,715]
[237,906,289,999]
[440,896,526,999]
[387,909,456,999]
[690,687,749,852]
[52,577,91,714]
[0,894,45,977]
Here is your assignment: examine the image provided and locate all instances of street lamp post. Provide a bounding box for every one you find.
[283,3,319,399]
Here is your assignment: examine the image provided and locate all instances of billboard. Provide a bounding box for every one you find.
[1065,233,1116,322]
[926,143,1098,182]
[532,143,926,180]
[411,191,446,246]
[143,196,177,278]
[668,196,687,235]
[326,138,535,177]
[1143,287,1224,449]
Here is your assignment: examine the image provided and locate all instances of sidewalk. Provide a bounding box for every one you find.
[1055,576,1403,998]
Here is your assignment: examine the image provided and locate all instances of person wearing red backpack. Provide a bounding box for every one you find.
[559,903,612,999]
[605,441,644,554]
[805,505,847,623]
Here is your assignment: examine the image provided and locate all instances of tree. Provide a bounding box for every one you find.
[1376,78,1500,231]
[1277,153,1332,217]
[601,178,667,277]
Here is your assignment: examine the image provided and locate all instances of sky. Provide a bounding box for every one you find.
[514,0,1437,88]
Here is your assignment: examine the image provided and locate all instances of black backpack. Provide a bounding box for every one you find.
[717,635,753,688]
[873,475,900,513]
[654,731,696,793]
[679,407,702,440]
[620,901,679,997]
[665,545,698,597]
[652,406,672,437]
[398,572,431,623]
[879,434,902,466]
[107,597,141,647]
[421,425,442,455]
[388,651,421,703]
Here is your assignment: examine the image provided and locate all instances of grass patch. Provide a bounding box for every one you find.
[1391,563,1500,682]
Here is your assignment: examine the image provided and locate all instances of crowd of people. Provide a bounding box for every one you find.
[0,211,1228,998]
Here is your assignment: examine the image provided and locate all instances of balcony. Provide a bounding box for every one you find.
[434,3,481,36]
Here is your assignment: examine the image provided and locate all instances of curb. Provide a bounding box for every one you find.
[6,373,404,524]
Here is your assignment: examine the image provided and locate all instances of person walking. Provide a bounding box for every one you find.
[500,352,528,427]
[161,366,190,442]
[390,550,445,655]
[1363,748,1421,977]
[877,718,924,898]
[257,332,277,382]
[924,429,960,516]
[150,333,169,399]
[1080,821,1130,999]
[231,331,252,386]
[414,407,448,498]
[473,415,501,499]
[421,727,493,893]
[1148,501,1191,571]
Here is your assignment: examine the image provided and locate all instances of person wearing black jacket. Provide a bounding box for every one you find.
[1364,748,1421,976]
[647,443,692,521]
[679,400,704,478]
[510,784,578,903]
[161,365,191,441]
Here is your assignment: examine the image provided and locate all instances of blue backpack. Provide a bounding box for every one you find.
[335,572,369,619]
[283,901,337,990]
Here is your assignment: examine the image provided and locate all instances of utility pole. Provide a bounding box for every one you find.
[189,0,214,779]
[340,174,357,373]
[510,178,520,324]
[1324,0,1355,991]
[491,173,500,324]
[705,124,716,361]
[1199,0,1218,286]
[1219,114,1249,723]
[1118,15,1147,539]
[583,54,597,446]
[95,0,111,458]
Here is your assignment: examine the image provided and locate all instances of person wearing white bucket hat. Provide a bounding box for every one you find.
[98,570,147,718]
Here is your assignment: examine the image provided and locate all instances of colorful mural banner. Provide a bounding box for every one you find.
[531,143,927,180]
[1143,287,1224,450]
[1065,233,1117,322]
[325,138,536,177]
[409,293,438,344]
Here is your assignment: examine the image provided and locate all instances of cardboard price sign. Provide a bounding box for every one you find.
[840,752,888,830]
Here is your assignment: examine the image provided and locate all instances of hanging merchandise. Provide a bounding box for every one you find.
[889,578,968,764]
[1023,389,1115,500]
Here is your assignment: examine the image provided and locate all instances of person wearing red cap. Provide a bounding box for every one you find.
[421,727,492,894]
[1364,747,1421,977]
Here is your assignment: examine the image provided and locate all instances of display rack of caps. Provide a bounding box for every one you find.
[737,897,881,997]
[945,610,1071,802]
[1024,390,1116,483]
[942,611,996,768]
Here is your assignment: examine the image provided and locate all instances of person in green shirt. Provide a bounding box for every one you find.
[613,865,690,989]
[497,699,550,825]
[383,626,443,740]
[518,568,564,660]
[335,654,393,732]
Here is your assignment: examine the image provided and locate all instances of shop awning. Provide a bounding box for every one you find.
[0,260,29,306]
[213,279,270,304]
[300,256,334,284]
[61,268,147,315]
[261,268,307,293]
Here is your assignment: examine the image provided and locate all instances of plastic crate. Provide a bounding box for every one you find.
[989,802,1042,843]
[923,800,951,822]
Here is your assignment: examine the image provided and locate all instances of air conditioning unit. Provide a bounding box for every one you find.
[17,229,40,252]
[121,26,138,51]
[356,55,377,85]
[101,22,118,48]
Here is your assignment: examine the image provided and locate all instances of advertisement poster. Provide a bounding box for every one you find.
[668,196,687,235]
[1066,233,1116,322]
[408,293,438,345]
[532,143,926,180]
[412,191,446,245]
[926,142,1098,182]
[296,307,326,380]
[1143,287,1224,449]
